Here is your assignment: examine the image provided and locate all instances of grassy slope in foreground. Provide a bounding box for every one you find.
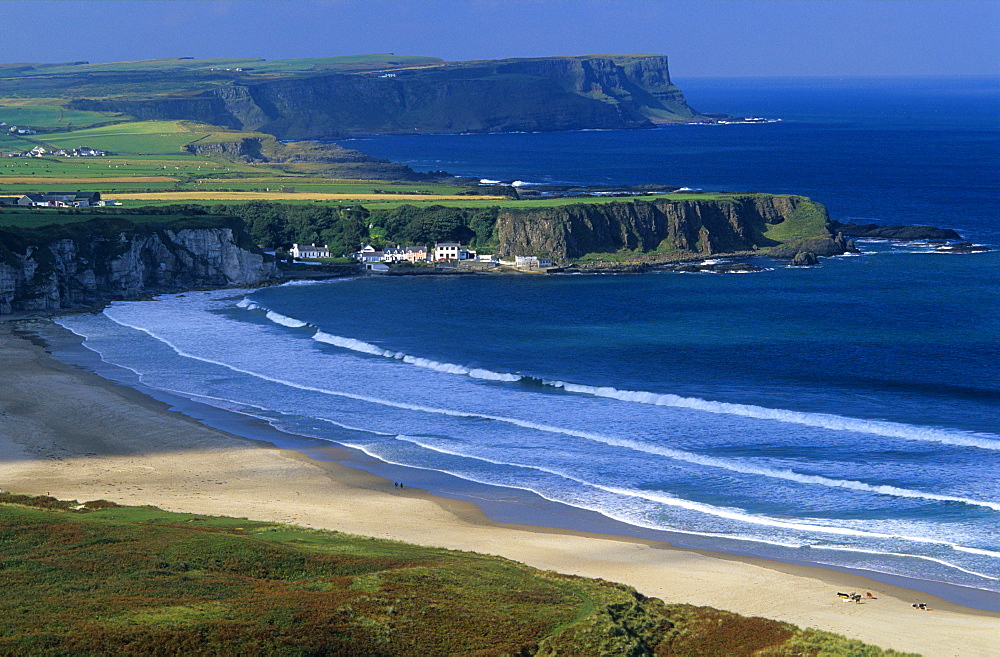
[0,494,915,656]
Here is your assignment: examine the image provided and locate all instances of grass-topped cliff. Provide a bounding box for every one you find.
[1,54,705,139]
[0,493,915,656]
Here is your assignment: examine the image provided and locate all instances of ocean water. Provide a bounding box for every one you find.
[56,77,1000,604]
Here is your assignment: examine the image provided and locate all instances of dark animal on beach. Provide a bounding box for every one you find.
[866,591,876,599]
[837,592,851,599]
[912,603,929,610]
[851,593,862,604]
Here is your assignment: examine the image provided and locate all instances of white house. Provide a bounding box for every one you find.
[514,256,555,270]
[290,243,331,259]
[435,243,477,261]
[434,242,461,260]
[381,245,429,263]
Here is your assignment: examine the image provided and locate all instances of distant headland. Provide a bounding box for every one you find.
[1,54,735,139]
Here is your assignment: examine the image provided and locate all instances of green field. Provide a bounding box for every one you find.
[0,103,122,129]
[0,494,914,656]
[32,121,214,154]
[14,54,444,78]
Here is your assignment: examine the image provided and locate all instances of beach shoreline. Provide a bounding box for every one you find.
[1,318,998,656]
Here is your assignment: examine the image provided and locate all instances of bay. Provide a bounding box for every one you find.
[56,76,1000,606]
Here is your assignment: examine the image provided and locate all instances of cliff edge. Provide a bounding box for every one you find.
[0,217,279,314]
[493,195,847,262]
[69,55,704,139]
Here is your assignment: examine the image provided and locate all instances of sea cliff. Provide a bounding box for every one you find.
[0,218,278,314]
[493,195,848,262]
[68,55,703,139]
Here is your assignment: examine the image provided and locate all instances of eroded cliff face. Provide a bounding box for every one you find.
[494,196,844,262]
[0,225,279,314]
[69,55,702,139]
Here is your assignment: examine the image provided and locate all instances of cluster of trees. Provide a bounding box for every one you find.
[104,202,501,257]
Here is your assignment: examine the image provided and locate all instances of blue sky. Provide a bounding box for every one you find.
[2,0,997,77]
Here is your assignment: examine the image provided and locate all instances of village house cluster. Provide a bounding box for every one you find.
[0,145,110,158]
[0,192,115,208]
[290,242,489,263]
[290,242,555,271]
[353,242,498,264]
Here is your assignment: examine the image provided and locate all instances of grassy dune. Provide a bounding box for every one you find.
[0,494,915,656]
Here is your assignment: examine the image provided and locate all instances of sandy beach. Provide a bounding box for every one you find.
[1,320,997,656]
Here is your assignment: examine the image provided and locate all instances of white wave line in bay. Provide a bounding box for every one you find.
[238,299,521,382]
[238,298,1000,452]
[340,440,805,549]
[96,312,1000,514]
[546,380,1000,451]
[811,545,1000,582]
[390,437,1000,572]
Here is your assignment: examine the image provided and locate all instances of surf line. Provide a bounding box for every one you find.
[101,305,1000,512]
[356,436,1000,580]
[84,313,1000,578]
[238,298,1000,453]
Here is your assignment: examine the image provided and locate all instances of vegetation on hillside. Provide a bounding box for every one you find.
[0,494,917,656]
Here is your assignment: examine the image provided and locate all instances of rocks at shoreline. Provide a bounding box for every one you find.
[830,222,963,241]
[672,261,766,273]
[933,242,990,253]
[787,251,819,267]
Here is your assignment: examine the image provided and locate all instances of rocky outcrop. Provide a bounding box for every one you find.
[829,222,963,240]
[494,195,844,262]
[787,251,819,266]
[69,55,704,139]
[0,219,279,314]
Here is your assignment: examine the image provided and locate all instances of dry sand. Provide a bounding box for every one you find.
[1,322,997,656]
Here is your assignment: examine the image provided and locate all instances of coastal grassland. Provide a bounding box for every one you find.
[763,197,830,243]
[8,54,443,80]
[30,121,217,154]
[97,192,736,210]
[0,103,123,129]
[0,494,916,656]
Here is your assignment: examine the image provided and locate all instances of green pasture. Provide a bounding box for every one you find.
[763,197,829,242]
[32,121,213,154]
[0,153,239,194]
[355,192,738,210]
[0,104,121,129]
[95,192,744,211]
[24,54,444,78]
[0,132,27,148]
[183,177,474,195]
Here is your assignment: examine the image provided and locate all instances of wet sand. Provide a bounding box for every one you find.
[1,321,997,656]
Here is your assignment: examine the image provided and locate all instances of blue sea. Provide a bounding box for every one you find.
[56,77,1000,606]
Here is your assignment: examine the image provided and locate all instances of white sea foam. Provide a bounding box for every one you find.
[52,314,1000,581]
[393,436,999,569]
[546,380,1000,451]
[264,310,310,328]
[812,545,1000,581]
[241,297,1000,452]
[241,300,525,382]
[88,303,1000,511]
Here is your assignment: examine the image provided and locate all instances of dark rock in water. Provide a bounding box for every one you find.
[935,242,990,253]
[846,239,859,253]
[788,251,819,266]
[672,261,764,273]
[715,262,765,273]
[830,222,963,241]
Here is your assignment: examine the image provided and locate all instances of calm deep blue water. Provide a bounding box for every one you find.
[58,77,999,601]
